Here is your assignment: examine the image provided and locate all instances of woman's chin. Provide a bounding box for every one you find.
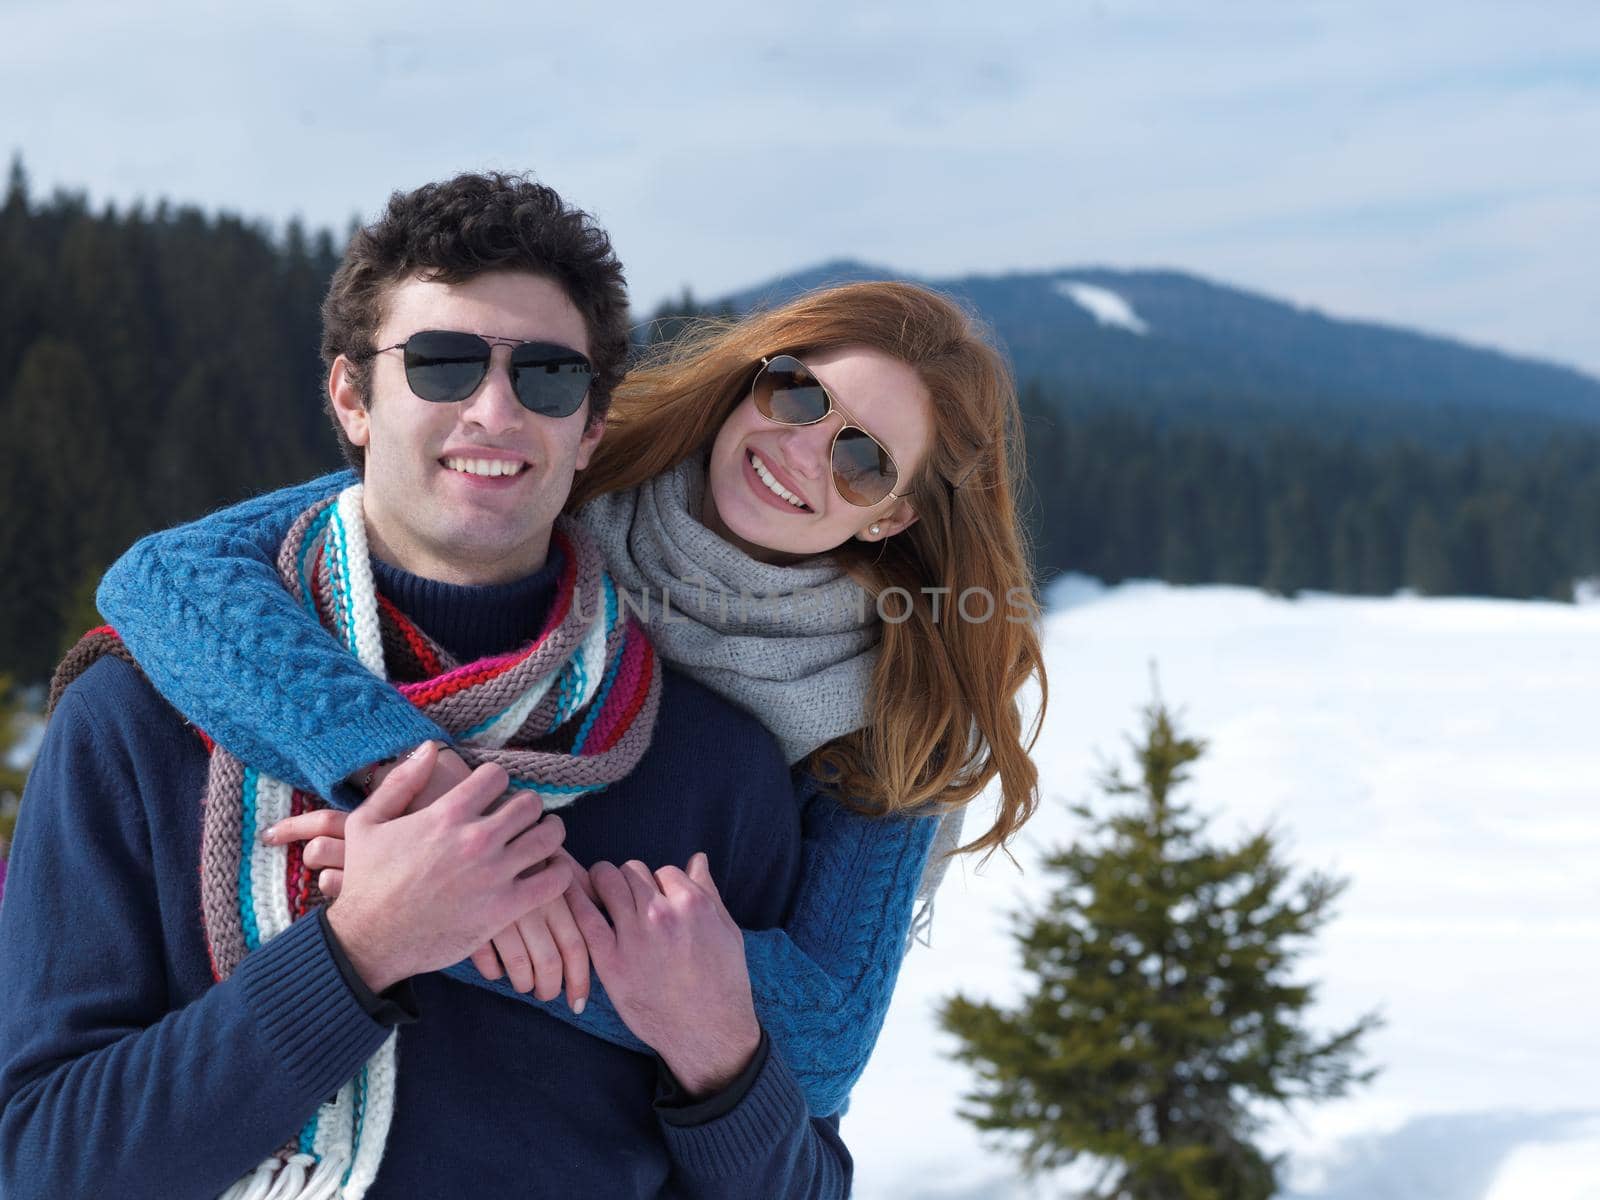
[706,473,832,562]
[745,518,847,565]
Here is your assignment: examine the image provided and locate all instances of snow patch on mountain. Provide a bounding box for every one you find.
[1054,279,1150,334]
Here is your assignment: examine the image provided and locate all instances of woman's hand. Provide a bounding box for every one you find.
[263,805,351,895]
[471,855,595,1012]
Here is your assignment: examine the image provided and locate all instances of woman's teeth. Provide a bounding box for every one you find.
[444,457,526,478]
[749,452,808,509]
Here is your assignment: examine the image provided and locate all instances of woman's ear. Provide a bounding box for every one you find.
[328,357,371,448]
[857,499,918,543]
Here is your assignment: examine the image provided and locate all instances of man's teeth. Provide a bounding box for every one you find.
[749,452,807,509]
[444,457,526,478]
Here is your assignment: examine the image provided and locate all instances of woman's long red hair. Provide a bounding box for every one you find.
[570,282,1047,858]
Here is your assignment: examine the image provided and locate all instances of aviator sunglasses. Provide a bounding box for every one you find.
[354,330,593,417]
[751,354,907,507]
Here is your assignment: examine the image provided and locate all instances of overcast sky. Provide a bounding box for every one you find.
[6,0,1599,374]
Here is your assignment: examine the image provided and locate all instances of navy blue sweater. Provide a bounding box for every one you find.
[0,559,851,1198]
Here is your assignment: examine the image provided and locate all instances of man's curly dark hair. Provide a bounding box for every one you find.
[320,171,630,472]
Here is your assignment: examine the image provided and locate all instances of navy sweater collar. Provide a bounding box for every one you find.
[368,548,564,664]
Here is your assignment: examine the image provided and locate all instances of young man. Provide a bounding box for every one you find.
[0,174,850,1197]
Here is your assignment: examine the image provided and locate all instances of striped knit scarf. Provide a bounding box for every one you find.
[51,483,662,1199]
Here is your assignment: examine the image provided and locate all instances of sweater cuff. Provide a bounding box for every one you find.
[301,706,445,799]
[318,907,419,1026]
[655,1028,770,1127]
[233,910,394,1102]
[327,780,366,814]
[655,1033,810,1177]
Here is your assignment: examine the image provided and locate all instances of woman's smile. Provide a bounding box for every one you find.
[744,449,813,513]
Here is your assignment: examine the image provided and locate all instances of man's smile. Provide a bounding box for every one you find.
[441,455,529,479]
[437,445,533,488]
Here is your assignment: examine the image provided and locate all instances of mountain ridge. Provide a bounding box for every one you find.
[712,260,1600,444]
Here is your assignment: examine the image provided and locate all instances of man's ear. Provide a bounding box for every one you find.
[328,357,371,449]
[573,410,606,471]
[858,499,918,542]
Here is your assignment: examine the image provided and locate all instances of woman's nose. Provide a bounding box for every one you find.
[778,417,840,480]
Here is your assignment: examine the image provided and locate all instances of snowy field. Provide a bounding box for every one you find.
[845,579,1600,1200]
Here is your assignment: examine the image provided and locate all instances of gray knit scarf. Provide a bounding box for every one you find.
[576,456,964,941]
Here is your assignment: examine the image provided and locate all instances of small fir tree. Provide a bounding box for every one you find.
[940,693,1380,1200]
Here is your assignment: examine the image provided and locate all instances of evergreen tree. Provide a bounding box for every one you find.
[0,675,26,857]
[640,288,732,348]
[0,338,125,678]
[1357,489,1405,595]
[940,694,1380,1200]
[1207,451,1265,585]
[1568,474,1600,583]
[1403,506,1455,595]
[1018,380,1069,574]
[1262,482,1327,596]
[1103,452,1164,582]
[1329,499,1365,594]
[0,164,342,685]
[56,566,106,659]
[1447,497,1494,597]
[3,155,26,224]
[1160,445,1212,585]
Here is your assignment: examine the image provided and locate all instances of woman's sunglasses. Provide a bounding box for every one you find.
[357,330,593,417]
[751,354,906,508]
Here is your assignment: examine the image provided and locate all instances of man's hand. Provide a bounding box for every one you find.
[265,749,592,1006]
[569,852,761,1099]
[264,743,472,896]
[321,741,572,992]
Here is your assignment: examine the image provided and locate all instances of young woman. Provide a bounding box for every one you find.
[96,280,1046,1116]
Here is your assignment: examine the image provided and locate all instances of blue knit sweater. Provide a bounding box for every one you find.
[95,472,940,1118]
[1,570,853,1197]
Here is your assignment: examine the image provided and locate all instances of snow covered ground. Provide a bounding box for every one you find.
[845,579,1600,1200]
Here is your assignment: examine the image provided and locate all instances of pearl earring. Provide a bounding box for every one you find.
[869,524,881,536]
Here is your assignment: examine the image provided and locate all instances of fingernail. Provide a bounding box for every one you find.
[259,824,278,844]
[572,997,587,1015]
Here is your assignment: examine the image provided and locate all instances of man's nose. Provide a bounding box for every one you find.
[457,348,524,434]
